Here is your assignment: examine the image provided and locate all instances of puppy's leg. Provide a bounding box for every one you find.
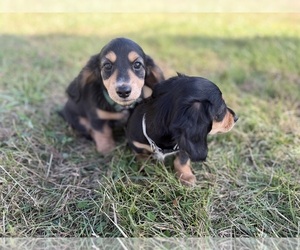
[90,122,115,155]
[60,102,91,138]
[128,141,152,162]
[173,151,196,186]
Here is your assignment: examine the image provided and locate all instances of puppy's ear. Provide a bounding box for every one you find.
[181,124,210,162]
[172,101,211,162]
[66,55,100,103]
[145,55,165,89]
[177,122,210,162]
[66,77,81,102]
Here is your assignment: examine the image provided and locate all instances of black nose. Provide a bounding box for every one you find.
[228,107,238,123]
[116,85,131,98]
[234,115,239,123]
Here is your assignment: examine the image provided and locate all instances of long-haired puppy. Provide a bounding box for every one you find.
[126,74,238,186]
[60,37,165,155]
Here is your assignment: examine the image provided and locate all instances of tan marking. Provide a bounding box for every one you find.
[90,123,115,155]
[79,117,91,131]
[128,51,141,62]
[132,141,153,153]
[102,68,144,106]
[102,68,122,103]
[209,109,236,135]
[145,65,165,88]
[81,69,96,86]
[142,85,153,98]
[173,157,196,186]
[102,68,117,90]
[96,109,129,121]
[105,51,117,63]
[126,68,144,101]
[150,65,164,83]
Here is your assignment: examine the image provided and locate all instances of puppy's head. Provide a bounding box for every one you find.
[209,104,238,135]
[66,38,164,106]
[99,37,164,106]
[170,76,238,162]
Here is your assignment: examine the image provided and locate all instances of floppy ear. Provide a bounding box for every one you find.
[66,55,100,103]
[66,77,81,102]
[144,55,165,89]
[171,101,212,162]
[179,123,210,162]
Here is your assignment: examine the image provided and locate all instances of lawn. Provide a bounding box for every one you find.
[0,13,299,237]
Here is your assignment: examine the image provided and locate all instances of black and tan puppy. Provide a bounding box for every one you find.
[60,37,164,154]
[126,74,238,186]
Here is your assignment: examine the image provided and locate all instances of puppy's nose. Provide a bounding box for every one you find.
[116,85,131,98]
[234,115,239,123]
[228,107,238,123]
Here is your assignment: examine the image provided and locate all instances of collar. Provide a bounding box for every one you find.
[142,113,179,161]
[103,90,124,112]
[103,90,142,112]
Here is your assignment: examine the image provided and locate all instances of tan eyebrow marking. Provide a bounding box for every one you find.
[128,51,141,62]
[105,51,117,63]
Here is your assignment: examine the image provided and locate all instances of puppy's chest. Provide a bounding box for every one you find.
[143,118,179,160]
[155,134,176,149]
[150,140,179,161]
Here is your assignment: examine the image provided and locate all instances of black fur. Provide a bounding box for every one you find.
[126,74,238,185]
[60,37,165,154]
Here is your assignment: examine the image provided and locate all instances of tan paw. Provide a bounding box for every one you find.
[91,124,115,155]
[173,157,196,186]
[96,140,115,155]
[177,173,196,187]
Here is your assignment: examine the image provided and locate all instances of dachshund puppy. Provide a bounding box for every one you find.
[60,37,165,155]
[126,74,238,186]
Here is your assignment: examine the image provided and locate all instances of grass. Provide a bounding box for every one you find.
[0,13,300,237]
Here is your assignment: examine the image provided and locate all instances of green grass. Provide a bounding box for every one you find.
[0,13,300,237]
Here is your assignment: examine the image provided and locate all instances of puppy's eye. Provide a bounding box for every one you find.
[214,112,224,122]
[133,61,143,70]
[103,63,112,71]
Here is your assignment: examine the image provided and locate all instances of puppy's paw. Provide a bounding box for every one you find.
[177,173,196,187]
[91,125,115,155]
[173,157,196,187]
[96,141,115,155]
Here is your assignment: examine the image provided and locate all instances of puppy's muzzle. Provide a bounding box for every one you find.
[116,85,131,98]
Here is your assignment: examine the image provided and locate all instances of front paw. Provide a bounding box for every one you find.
[96,141,115,155]
[91,124,115,155]
[173,157,196,186]
[176,172,196,187]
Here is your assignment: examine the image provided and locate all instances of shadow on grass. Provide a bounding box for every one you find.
[1,33,299,100]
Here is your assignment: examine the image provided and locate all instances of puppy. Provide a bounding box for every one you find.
[126,74,238,186]
[60,37,165,155]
